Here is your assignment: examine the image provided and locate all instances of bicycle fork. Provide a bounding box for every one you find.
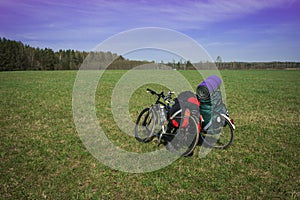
[157,105,168,145]
[157,124,166,144]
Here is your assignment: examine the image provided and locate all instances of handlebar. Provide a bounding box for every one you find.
[146,88,174,105]
[146,88,159,96]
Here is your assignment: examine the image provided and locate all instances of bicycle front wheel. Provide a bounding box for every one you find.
[135,108,157,143]
[200,115,234,149]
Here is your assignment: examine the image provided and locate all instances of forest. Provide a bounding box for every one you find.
[0,37,299,71]
[0,37,89,70]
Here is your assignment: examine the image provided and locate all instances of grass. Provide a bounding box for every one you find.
[0,70,299,199]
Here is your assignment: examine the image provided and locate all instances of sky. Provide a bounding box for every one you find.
[1,0,300,62]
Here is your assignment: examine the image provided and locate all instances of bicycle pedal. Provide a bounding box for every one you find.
[152,138,162,147]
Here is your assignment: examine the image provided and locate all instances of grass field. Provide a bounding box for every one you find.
[0,70,299,199]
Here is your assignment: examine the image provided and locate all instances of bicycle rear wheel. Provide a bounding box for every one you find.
[200,115,234,149]
[166,116,199,157]
[135,108,157,143]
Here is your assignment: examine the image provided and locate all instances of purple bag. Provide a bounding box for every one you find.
[197,75,222,100]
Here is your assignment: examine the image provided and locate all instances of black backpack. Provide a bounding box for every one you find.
[169,91,200,128]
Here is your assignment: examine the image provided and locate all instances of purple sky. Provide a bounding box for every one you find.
[1,0,300,61]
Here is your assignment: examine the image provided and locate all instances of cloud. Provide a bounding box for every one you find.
[82,0,295,30]
[206,41,237,47]
[2,0,294,33]
[1,0,298,60]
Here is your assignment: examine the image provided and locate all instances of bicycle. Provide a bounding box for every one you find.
[134,88,173,144]
[134,88,199,157]
[134,88,235,156]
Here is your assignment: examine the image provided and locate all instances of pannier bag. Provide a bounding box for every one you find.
[169,91,200,129]
[197,76,227,134]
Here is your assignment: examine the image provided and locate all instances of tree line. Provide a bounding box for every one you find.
[0,37,90,71]
[0,37,153,71]
[1,37,299,71]
[165,60,300,70]
[215,61,300,70]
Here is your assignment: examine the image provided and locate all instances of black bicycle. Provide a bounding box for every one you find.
[134,88,235,156]
[134,88,199,156]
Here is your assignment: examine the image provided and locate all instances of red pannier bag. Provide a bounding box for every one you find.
[169,91,201,131]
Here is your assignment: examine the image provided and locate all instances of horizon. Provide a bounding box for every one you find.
[2,36,300,64]
[1,0,300,62]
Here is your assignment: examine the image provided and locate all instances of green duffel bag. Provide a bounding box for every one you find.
[199,100,212,128]
[200,90,227,134]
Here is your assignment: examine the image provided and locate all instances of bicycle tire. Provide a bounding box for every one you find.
[200,115,234,149]
[134,108,157,143]
[166,116,199,157]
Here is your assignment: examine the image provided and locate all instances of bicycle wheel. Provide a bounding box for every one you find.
[200,115,234,149]
[166,116,199,157]
[135,108,157,143]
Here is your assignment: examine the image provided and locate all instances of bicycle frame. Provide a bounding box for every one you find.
[146,88,175,143]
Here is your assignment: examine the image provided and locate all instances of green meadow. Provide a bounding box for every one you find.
[0,70,299,199]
